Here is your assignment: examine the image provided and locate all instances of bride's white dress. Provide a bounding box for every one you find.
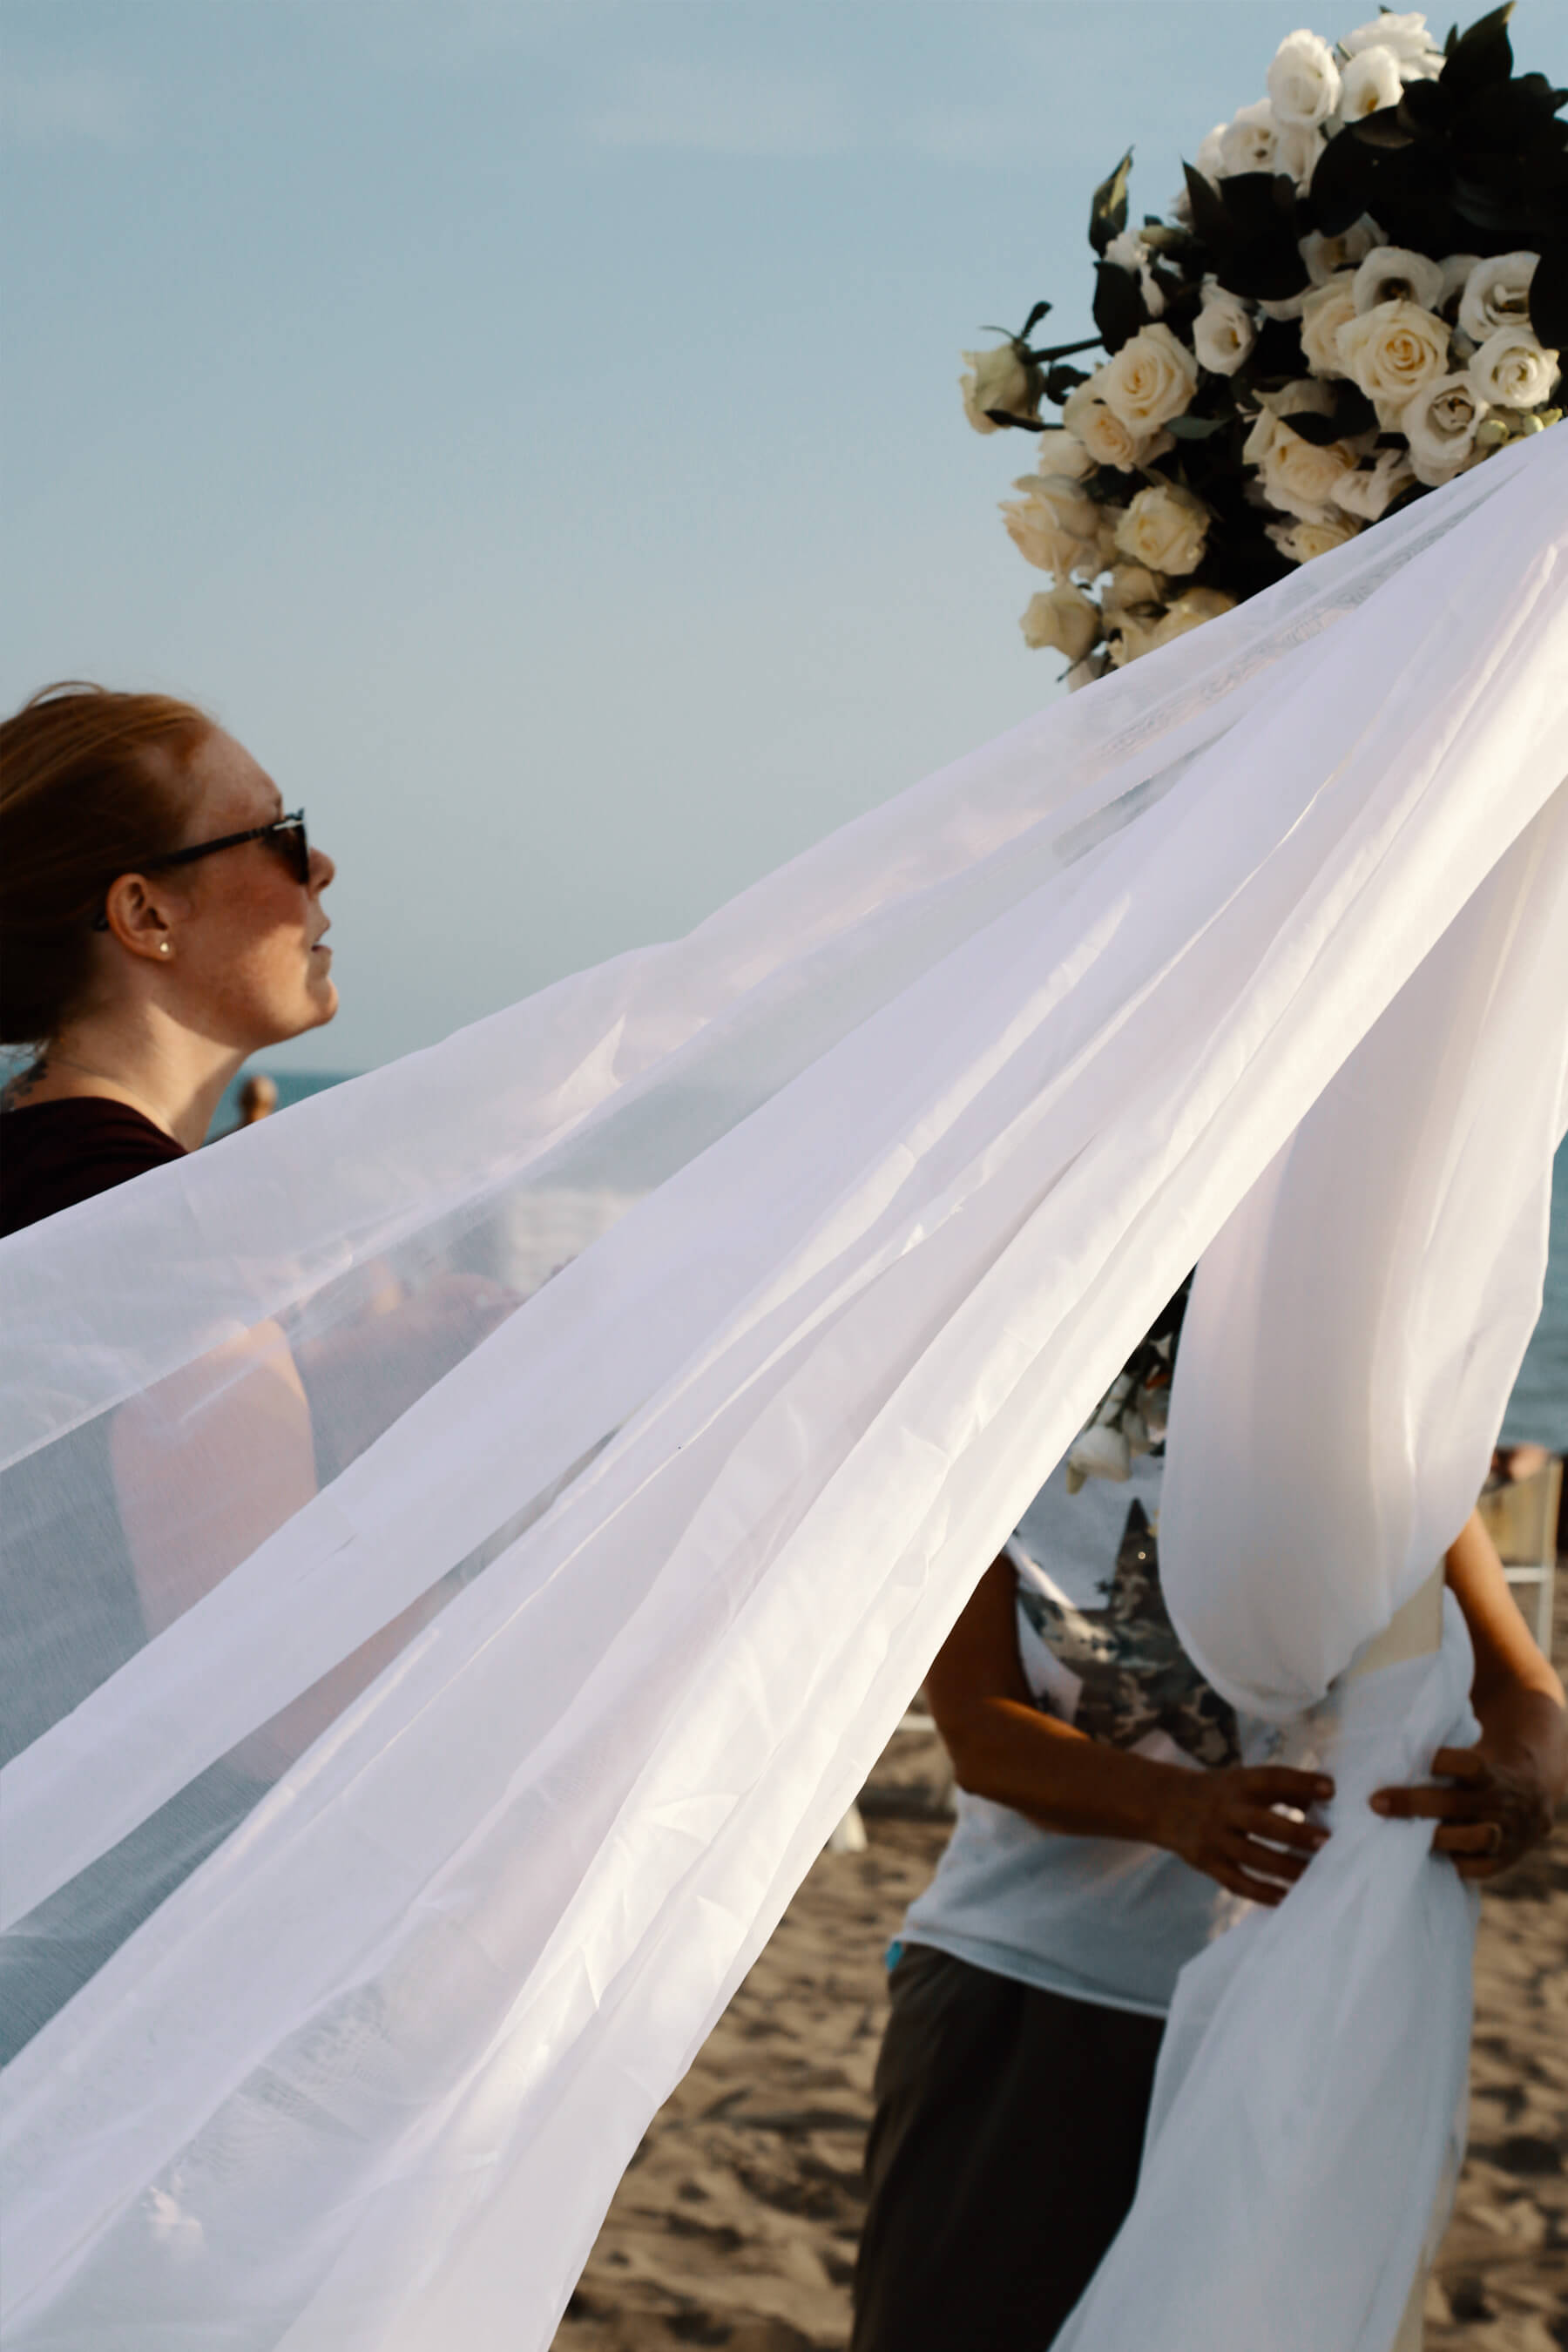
[2,430,1565,2351]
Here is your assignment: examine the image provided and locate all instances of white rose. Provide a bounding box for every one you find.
[1094,504,1128,572]
[1104,228,1166,319]
[1102,562,1164,617]
[1032,427,1098,481]
[1340,45,1404,118]
[1097,324,1200,430]
[1436,253,1483,316]
[1106,611,1165,667]
[1013,471,1098,537]
[1275,121,1326,190]
[1457,253,1539,343]
[1062,375,1174,471]
[1193,280,1256,375]
[1267,511,1362,563]
[1352,246,1445,314]
[960,341,1040,436]
[1338,299,1450,409]
[1115,482,1211,575]
[1001,478,1101,581]
[1331,444,1416,518]
[1340,11,1442,76]
[1020,583,1103,660]
[1300,273,1360,376]
[1260,288,1310,323]
[1468,323,1559,410]
[1220,99,1278,177]
[1254,414,1369,520]
[1267,30,1341,129]
[1193,121,1228,183]
[1241,378,1335,471]
[1156,585,1236,644]
[1401,371,1490,484]
[1301,218,1384,285]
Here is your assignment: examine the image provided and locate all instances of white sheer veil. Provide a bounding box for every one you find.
[1,428,1565,2350]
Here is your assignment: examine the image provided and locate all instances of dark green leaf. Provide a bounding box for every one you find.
[1140,221,1199,258]
[1440,2,1515,99]
[1164,413,1229,439]
[1217,169,1300,237]
[1330,382,1378,436]
[1307,123,1385,233]
[1399,78,1453,134]
[1277,409,1351,445]
[1089,148,1134,255]
[1092,260,1146,354]
[1044,362,1092,402]
[1024,334,1105,365]
[1021,300,1052,339]
[1450,172,1544,233]
[983,409,1045,431]
[1182,160,1233,248]
[1530,244,1568,348]
[1249,316,1309,377]
[1351,103,1416,149]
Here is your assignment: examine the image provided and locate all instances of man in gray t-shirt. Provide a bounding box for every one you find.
[901,1450,1249,2018]
[851,1288,1332,2352]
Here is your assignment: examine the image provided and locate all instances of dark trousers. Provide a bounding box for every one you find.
[851,1943,1164,2352]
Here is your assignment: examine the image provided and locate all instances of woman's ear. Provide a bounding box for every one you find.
[102,874,178,963]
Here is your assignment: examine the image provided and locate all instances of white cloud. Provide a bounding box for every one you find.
[0,62,142,146]
[588,62,855,158]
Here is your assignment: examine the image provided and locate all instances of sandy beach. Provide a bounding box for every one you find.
[556,1577,1566,2352]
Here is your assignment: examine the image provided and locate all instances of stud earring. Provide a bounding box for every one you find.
[159,941,172,956]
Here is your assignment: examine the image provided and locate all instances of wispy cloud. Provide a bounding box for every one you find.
[0,62,143,146]
[349,0,594,78]
[588,62,855,159]
[897,103,1049,169]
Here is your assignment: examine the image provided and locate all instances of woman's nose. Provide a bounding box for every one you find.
[310,845,336,891]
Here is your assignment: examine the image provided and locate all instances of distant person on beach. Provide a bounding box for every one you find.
[206,1070,280,1141]
[851,1285,1566,2352]
[236,1071,278,1125]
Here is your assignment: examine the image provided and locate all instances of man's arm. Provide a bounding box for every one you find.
[926,1554,1331,1906]
[1371,1506,1566,1876]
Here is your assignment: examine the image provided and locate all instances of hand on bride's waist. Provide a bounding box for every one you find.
[1369,1686,1566,1879]
[1368,1505,1565,1881]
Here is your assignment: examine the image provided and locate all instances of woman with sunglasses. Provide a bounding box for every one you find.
[0,682,511,2061]
[1,680,332,1227]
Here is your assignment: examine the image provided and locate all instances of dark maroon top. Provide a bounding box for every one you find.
[0,1098,186,1237]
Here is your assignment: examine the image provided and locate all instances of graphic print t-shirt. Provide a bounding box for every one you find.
[901,1451,1252,2017]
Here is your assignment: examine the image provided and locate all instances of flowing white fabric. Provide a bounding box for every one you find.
[1058,787,1568,2348]
[1,429,1565,2351]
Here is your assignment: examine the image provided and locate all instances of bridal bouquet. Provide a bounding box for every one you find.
[961,3,1567,677]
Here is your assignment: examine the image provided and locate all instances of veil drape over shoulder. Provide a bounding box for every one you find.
[3,429,1565,2351]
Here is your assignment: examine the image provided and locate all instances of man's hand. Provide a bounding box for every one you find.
[1371,1688,1567,1880]
[1158,1764,1333,1906]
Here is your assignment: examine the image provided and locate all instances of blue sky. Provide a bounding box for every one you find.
[7,0,1567,1073]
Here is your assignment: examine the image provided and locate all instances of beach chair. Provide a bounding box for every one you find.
[1476,1458,1561,1657]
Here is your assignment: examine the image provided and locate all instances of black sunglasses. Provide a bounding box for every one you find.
[93,810,310,930]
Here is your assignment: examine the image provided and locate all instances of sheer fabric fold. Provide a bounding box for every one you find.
[2,429,1565,2349]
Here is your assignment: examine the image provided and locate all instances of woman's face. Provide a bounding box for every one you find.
[155,728,338,1049]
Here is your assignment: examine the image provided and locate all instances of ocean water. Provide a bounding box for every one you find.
[1504,1139,1568,1451]
[222,1073,1567,1453]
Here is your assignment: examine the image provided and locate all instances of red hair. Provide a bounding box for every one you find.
[0,681,214,1045]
